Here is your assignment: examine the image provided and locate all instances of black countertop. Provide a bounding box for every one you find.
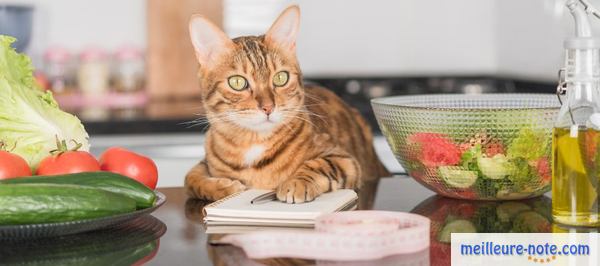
[2,176,580,266]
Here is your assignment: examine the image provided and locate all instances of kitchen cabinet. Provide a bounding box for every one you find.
[146,0,223,99]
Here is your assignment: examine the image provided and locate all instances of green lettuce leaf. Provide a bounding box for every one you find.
[460,144,482,171]
[507,157,536,190]
[507,128,547,161]
[0,35,89,170]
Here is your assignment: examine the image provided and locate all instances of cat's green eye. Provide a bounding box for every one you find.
[228,75,248,91]
[273,71,289,87]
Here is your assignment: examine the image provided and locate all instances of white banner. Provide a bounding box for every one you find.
[452,233,599,266]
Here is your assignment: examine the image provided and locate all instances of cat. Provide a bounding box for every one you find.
[185,5,389,204]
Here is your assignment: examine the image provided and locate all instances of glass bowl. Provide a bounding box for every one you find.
[372,94,560,200]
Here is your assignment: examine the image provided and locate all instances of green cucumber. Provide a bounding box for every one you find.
[477,154,510,180]
[0,184,136,225]
[439,167,478,188]
[438,219,477,243]
[0,172,155,209]
[511,211,551,233]
[496,190,532,200]
[1,241,158,266]
[496,202,531,223]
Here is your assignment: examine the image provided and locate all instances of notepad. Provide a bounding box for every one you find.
[203,189,358,232]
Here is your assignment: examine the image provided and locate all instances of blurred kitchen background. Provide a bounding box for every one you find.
[0,0,593,187]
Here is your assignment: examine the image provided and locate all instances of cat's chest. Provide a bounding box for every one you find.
[209,139,303,189]
[242,145,266,166]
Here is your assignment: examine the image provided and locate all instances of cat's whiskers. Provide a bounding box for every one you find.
[180,117,210,129]
[279,106,324,117]
[294,108,326,119]
[215,109,290,137]
[302,93,326,104]
[277,118,294,133]
[181,111,240,130]
[278,112,318,129]
[186,106,326,134]
[301,103,326,108]
[279,107,329,127]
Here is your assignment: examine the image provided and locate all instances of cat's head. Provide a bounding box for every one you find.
[189,6,303,134]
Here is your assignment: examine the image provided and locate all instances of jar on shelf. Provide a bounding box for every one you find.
[77,47,110,97]
[78,47,110,121]
[44,46,74,93]
[113,46,145,93]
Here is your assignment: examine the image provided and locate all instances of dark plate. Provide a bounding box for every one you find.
[0,191,166,239]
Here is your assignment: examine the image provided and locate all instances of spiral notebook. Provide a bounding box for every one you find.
[203,189,358,233]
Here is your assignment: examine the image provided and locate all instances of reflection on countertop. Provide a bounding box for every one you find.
[186,179,417,266]
[142,177,434,265]
[412,195,552,266]
[0,215,166,265]
[147,176,580,265]
[4,177,596,265]
[159,177,591,266]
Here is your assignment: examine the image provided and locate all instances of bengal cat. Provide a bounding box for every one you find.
[185,5,389,203]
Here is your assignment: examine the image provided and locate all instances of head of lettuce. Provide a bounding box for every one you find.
[0,35,89,171]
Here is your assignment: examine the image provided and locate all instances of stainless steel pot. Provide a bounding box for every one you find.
[0,5,33,52]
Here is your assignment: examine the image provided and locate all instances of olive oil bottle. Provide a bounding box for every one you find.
[552,128,600,226]
[553,1,600,227]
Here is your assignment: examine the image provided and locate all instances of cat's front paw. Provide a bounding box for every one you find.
[214,178,246,199]
[276,177,321,204]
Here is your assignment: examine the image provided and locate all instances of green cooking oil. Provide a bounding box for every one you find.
[552,127,600,226]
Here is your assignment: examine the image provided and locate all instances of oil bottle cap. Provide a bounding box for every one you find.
[564,37,600,82]
[564,37,600,49]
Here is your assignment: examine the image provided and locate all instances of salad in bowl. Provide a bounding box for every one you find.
[372,94,559,200]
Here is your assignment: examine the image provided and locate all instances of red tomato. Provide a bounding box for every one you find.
[100,147,158,189]
[484,140,505,157]
[457,190,477,199]
[37,151,100,175]
[430,241,451,266]
[536,158,551,184]
[408,133,461,167]
[455,203,476,219]
[0,151,32,179]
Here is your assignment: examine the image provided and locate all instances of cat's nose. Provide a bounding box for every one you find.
[261,104,274,115]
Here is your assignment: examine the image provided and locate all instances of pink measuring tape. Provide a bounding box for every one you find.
[219,211,430,261]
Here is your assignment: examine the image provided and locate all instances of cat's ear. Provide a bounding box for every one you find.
[189,15,233,67]
[265,5,300,52]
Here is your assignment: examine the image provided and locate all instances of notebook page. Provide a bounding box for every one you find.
[203,189,357,221]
